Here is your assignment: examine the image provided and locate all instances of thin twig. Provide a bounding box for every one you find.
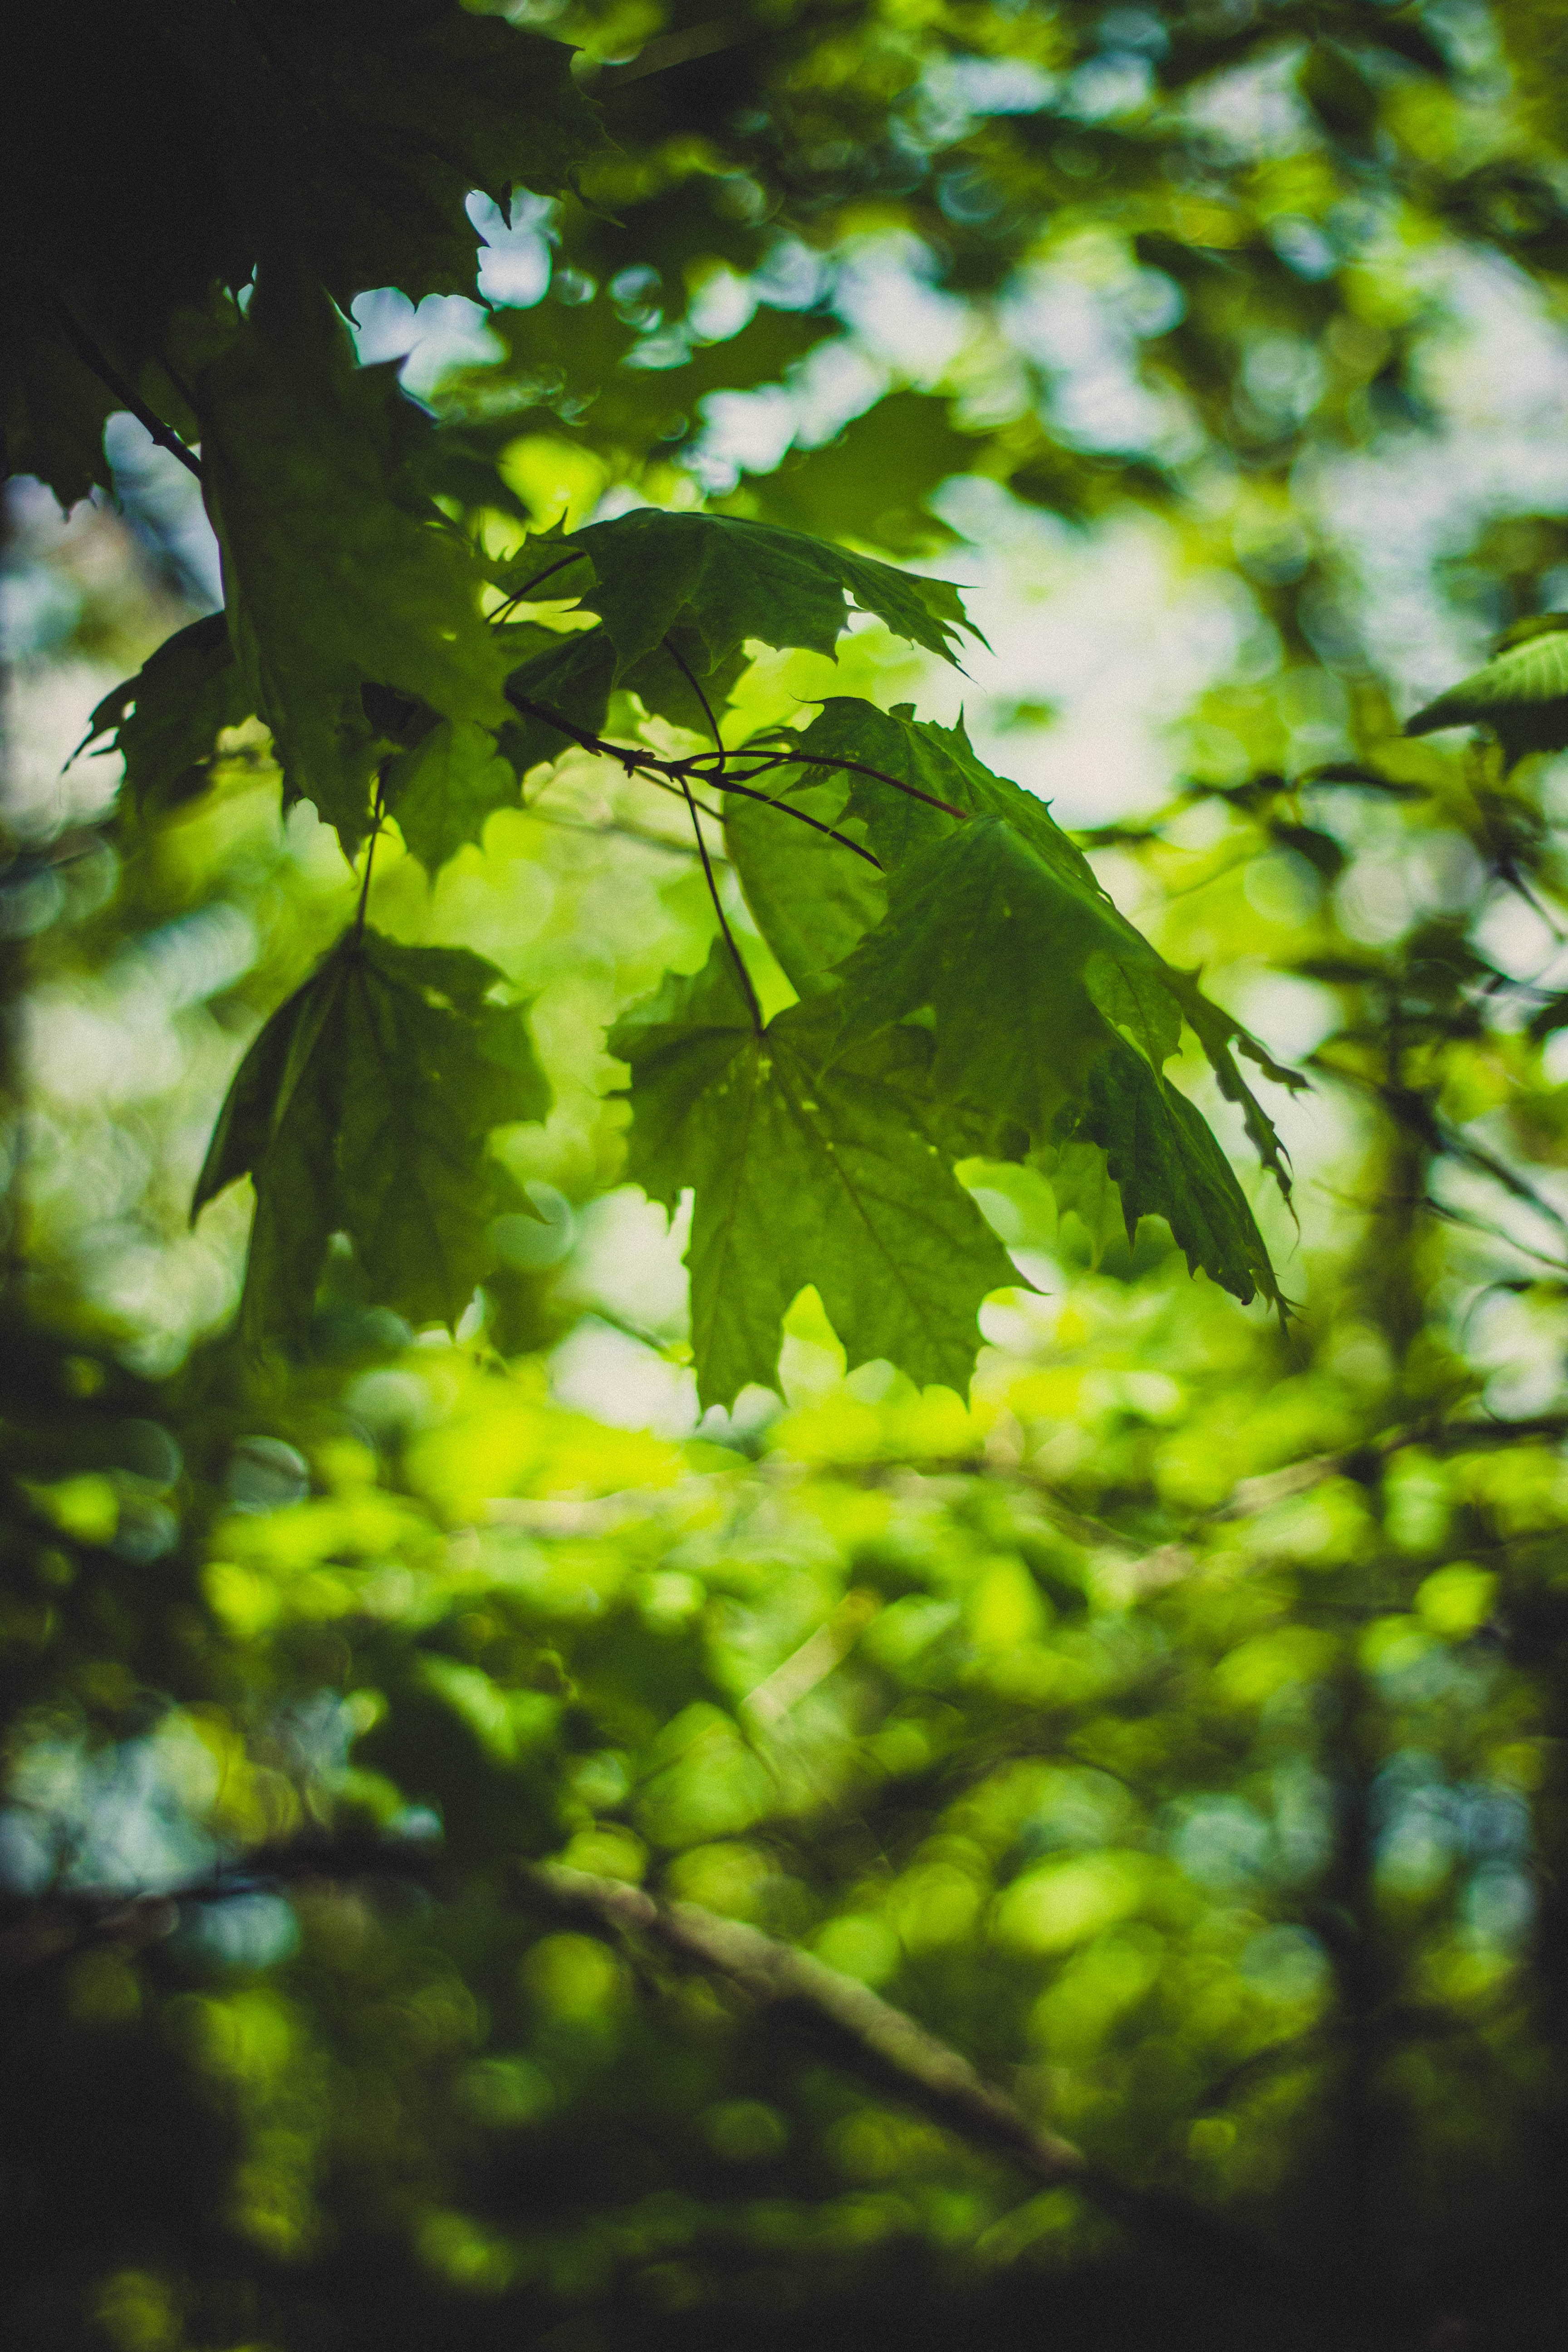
[505,694,889,866]
[787,750,965,822]
[704,773,884,869]
[53,303,204,483]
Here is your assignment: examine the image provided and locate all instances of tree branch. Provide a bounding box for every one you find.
[0,1839,1276,2278]
[514,1860,1086,2182]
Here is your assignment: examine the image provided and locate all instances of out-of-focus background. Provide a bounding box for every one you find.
[9,3,1568,2346]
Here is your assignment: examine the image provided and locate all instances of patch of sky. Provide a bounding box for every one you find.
[1301,247,1568,714]
[0,1721,222,1895]
[1000,250,1197,461]
[1372,1756,1529,1898]
[833,235,972,384]
[1,556,83,657]
[104,412,223,609]
[686,265,759,346]
[1058,50,1154,122]
[915,54,1059,147]
[175,1891,301,1972]
[468,188,556,310]
[1168,1795,1275,1890]
[1458,1274,1568,1416]
[1465,1861,1535,1947]
[549,1318,698,1436]
[683,337,886,496]
[750,238,833,312]
[925,489,1275,825]
[1269,215,1340,281]
[1181,52,1319,160]
[348,288,505,400]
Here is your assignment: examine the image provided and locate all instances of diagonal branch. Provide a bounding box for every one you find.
[514,1861,1085,2180]
[53,304,204,483]
[0,1838,1275,2278]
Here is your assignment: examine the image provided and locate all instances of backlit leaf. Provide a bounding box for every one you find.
[384,719,519,873]
[609,944,1017,1406]
[1404,614,1568,764]
[565,510,975,683]
[723,772,887,997]
[195,929,550,1346]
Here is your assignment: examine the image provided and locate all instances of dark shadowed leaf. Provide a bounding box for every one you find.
[384,719,519,872]
[76,614,254,812]
[196,274,511,848]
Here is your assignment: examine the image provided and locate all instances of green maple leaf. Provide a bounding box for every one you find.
[1159,971,1301,1202]
[196,272,512,847]
[1,325,120,510]
[75,614,254,813]
[780,699,1100,882]
[234,8,608,310]
[560,511,975,687]
[781,699,1299,1210]
[822,814,1288,1304]
[1405,614,1568,765]
[609,944,1017,1407]
[830,815,1183,1135]
[1077,1043,1280,1310]
[383,719,519,872]
[195,929,550,1348]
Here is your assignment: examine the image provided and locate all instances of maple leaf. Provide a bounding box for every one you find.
[609,945,1017,1407]
[75,614,254,813]
[195,930,549,1348]
[552,511,975,690]
[196,273,512,848]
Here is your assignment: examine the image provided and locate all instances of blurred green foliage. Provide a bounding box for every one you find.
[11,3,1568,2349]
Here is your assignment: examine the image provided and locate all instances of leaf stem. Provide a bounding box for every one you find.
[705,773,883,868]
[353,777,388,940]
[662,632,724,753]
[488,549,590,624]
[681,779,762,1034]
[53,303,204,483]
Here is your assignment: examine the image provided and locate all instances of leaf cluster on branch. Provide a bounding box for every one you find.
[14,0,1307,1400]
